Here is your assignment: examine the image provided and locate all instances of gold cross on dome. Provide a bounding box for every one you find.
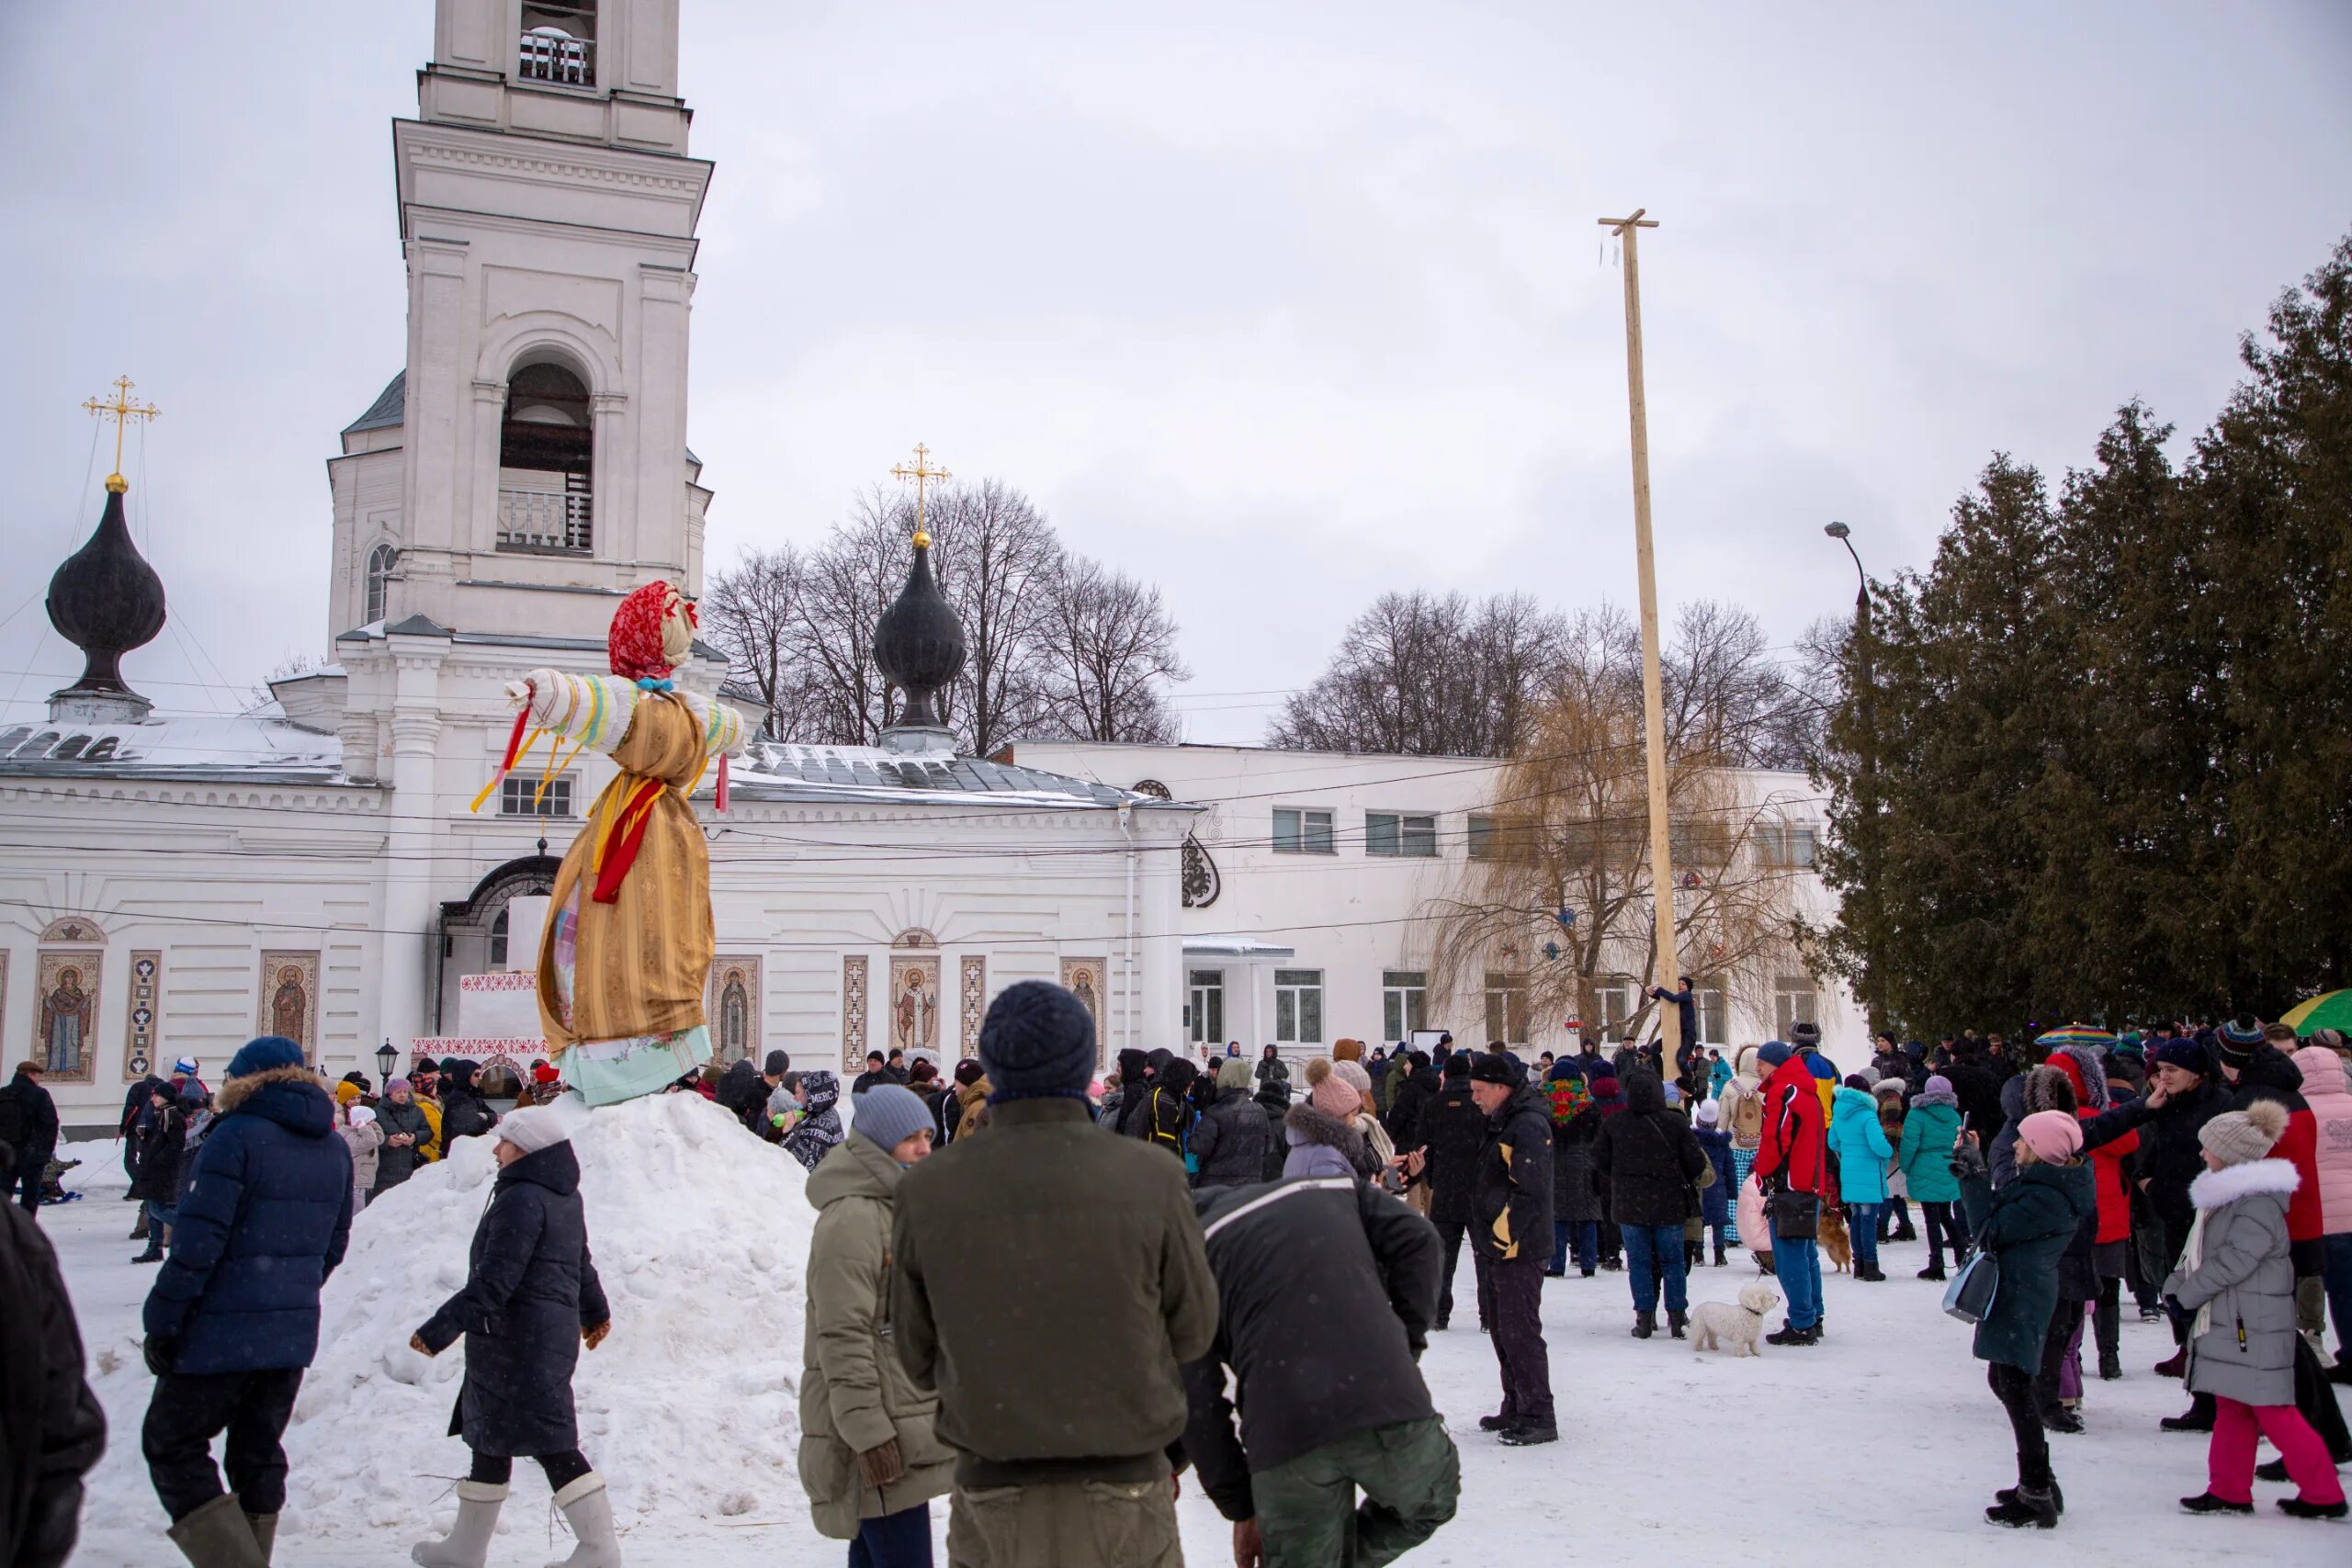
[889,443,951,548]
[84,375,161,493]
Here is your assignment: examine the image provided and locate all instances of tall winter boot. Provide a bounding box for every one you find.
[243,1510,277,1564]
[1668,1309,1689,1340]
[412,1481,504,1568]
[130,1207,150,1240]
[547,1472,622,1568]
[1632,1310,1657,1339]
[166,1493,267,1568]
[1713,1241,1729,1267]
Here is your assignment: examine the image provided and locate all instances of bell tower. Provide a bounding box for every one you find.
[339,0,714,645]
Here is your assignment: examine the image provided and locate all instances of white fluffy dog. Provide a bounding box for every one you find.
[1688,1280,1781,1357]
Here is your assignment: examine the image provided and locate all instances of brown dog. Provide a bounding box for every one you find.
[1817,1205,1853,1274]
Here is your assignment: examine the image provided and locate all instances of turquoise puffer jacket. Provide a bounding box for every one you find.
[1826,1086,1893,1204]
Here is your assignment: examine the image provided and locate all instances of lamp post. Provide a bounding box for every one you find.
[1824,523,1876,1029]
[376,1037,398,1083]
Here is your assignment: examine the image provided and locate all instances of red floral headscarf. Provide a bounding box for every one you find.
[607,581,696,682]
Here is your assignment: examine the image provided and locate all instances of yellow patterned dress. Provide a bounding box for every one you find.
[508,668,746,1105]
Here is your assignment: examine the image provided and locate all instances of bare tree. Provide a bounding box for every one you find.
[1267,591,1567,756]
[792,493,906,745]
[700,544,808,739]
[915,479,1062,756]
[1035,555,1189,744]
[1424,603,1810,1041]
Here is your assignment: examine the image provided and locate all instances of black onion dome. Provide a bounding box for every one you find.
[873,536,965,732]
[47,479,167,696]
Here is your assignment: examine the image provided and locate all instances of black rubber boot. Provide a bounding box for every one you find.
[1997,1480,2064,1516]
[1632,1311,1657,1339]
[1668,1309,1689,1340]
[1713,1244,1728,1267]
[1985,1485,2058,1529]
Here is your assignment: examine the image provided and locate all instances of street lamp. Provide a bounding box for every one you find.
[376,1037,398,1083]
[1825,522,1877,1032]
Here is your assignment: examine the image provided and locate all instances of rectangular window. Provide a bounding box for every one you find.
[1365,812,1438,858]
[1774,974,1817,1040]
[1756,823,1818,868]
[1598,976,1639,1039]
[1484,971,1529,1046]
[1693,980,1727,1046]
[499,774,572,818]
[1272,807,1335,855]
[1466,815,1495,860]
[1383,971,1428,1041]
[1274,969,1324,1044]
[1670,821,1732,869]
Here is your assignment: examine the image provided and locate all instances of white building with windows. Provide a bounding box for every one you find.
[1003,741,1868,1065]
[1,0,1195,1134]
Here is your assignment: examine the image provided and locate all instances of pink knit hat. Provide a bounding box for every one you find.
[2016,1110,2083,1165]
[1310,1072,1361,1121]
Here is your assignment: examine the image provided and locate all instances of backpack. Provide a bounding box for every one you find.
[1730,1089,1764,1146]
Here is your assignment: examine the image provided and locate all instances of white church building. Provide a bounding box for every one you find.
[2,0,1195,1134]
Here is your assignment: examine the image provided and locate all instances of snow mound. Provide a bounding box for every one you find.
[281,1092,814,1545]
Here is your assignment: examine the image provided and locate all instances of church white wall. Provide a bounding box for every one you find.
[1007,741,1870,1066]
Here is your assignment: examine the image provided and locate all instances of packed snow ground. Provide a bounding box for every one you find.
[49,1110,2346,1567]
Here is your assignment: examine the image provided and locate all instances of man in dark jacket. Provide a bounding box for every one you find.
[0,1065,60,1217]
[717,1050,789,1137]
[1140,1057,1199,1162]
[0,1140,106,1568]
[369,1078,435,1194]
[130,1084,188,1265]
[893,983,1216,1568]
[1420,1056,1487,1329]
[435,1058,500,1145]
[1252,1077,1293,1182]
[1594,1069,1710,1339]
[1468,1053,1555,1445]
[1254,1044,1290,1089]
[1182,1175,1457,1567]
[1190,1058,1269,1189]
[1381,1052,1440,1154]
[141,1036,351,1567]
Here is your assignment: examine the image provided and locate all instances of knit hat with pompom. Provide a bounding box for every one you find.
[2199,1099,2289,1168]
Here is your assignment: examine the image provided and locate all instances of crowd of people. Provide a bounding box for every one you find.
[3,999,2348,1566]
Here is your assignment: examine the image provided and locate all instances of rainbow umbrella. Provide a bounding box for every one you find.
[2280,990,2352,1037]
[2034,1023,2116,1049]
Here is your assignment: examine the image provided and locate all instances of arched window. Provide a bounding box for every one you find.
[489,908,510,969]
[365,543,398,624]
[497,361,594,555]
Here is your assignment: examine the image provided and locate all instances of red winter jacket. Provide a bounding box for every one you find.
[1754,1056,1829,1196]
[2049,1051,2139,1245]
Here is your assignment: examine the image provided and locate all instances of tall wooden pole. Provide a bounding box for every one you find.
[1600,209,1679,1067]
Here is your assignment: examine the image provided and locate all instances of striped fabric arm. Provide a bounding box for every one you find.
[511,669,641,756]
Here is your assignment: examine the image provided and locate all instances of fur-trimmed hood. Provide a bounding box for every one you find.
[2049,1044,2111,1111]
[215,1064,335,1139]
[2022,1065,2077,1118]
[1284,1101,1367,1159]
[1911,1087,1959,1110]
[2188,1157,2300,1212]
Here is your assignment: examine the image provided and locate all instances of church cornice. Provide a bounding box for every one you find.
[396,118,712,209]
[0,782,384,812]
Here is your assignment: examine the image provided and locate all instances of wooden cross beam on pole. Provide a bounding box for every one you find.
[1598,209,1680,1063]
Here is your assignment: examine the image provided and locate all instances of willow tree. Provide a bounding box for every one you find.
[1425,604,1814,1043]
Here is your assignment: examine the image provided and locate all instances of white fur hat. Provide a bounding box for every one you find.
[497,1093,587,1155]
[346,1104,377,1128]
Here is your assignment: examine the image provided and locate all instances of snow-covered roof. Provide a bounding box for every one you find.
[0,713,345,783]
[729,739,1190,810]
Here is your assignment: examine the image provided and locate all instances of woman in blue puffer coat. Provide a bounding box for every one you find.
[1826,1077,1894,1280]
[140,1036,352,1565]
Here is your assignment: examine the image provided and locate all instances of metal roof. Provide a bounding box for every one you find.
[344,372,405,434]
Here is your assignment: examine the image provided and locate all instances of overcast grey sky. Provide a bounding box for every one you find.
[4,2,2346,742]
